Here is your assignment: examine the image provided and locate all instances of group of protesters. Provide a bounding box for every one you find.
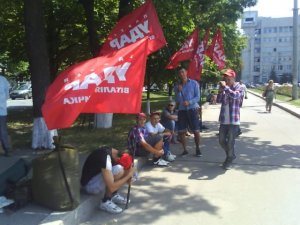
[80,66,246,214]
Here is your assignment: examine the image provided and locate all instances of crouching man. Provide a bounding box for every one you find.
[80,146,135,214]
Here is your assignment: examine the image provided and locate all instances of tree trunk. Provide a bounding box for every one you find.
[24,0,57,149]
[79,0,134,129]
[79,0,100,57]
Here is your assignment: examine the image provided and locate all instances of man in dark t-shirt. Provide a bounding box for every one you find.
[81,146,135,214]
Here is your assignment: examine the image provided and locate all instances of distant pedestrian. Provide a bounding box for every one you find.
[217,69,243,170]
[262,80,275,113]
[80,146,135,214]
[174,67,201,157]
[239,80,248,106]
[0,74,11,157]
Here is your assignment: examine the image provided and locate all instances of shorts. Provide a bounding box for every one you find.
[135,134,162,157]
[177,108,200,133]
[84,164,124,195]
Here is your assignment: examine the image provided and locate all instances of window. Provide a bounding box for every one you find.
[245,17,254,22]
[254,57,260,62]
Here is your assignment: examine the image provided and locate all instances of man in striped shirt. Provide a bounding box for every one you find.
[217,69,243,170]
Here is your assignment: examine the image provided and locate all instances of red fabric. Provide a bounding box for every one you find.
[99,0,166,56]
[187,29,210,80]
[166,28,199,69]
[117,153,133,170]
[42,39,148,130]
[206,28,226,70]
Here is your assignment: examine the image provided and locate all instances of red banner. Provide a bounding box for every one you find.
[99,0,166,56]
[187,29,210,80]
[42,40,148,130]
[166,28,199,69]
[206,28,226,70]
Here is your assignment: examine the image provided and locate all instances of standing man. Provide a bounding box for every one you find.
[0,74,11,157]
[217,69,243,170]
[174,67,201,157]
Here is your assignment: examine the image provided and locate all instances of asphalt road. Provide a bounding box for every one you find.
[79,93,300,225]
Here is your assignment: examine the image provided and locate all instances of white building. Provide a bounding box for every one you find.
[241,11,299,84]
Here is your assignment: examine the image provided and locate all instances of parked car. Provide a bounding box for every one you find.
[10,83,32,100]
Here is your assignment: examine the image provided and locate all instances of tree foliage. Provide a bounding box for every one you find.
[0,0,257,87]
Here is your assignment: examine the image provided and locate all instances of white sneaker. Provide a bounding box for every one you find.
[112,193,129,205]
[99,200,123,214]
[153,158,169,166]
[170,153,177,158]
[166,154,175,162]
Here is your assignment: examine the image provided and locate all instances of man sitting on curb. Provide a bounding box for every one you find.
[145,111,176,162]
[127,112,169,166]
[80,146,135,214]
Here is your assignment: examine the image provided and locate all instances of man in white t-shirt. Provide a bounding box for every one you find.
[145,112,176,162]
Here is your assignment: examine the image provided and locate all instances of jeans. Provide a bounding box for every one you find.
[163,134,172,156]
[219,124,239,161]
[161,120,177,142]
[0,116,10,154]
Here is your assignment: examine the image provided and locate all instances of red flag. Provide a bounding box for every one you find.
[83,46,148,114]
[206,28,226,70]
[99,0,166,56]
[166,28,199,69]
[187,29,210,80]
[42,39,148,130]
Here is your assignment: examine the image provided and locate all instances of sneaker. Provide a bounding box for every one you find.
[181,151,189,157]
[99,200,123,214]
[166,154,175,162]
[222,161,233,170]
[153,158,169,166]
[112,193,129,205]
[170,153,176,158]
[195,149,202,157]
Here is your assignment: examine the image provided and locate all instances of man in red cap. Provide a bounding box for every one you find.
[127,112,168,166]
[217,68,243,170]
[80,146,135,214]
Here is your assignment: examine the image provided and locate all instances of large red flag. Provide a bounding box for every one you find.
[42,39,148,130]
[99,0,166,56]
[206,28,226,70]
[187,29,210,80]
[166,28,199,69]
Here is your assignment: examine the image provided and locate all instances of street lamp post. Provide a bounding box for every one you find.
[292,0,299,99]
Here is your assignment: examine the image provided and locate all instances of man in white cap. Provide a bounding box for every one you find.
[217,69,243,170]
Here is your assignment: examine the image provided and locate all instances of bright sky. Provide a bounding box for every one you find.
[244,0,296,18]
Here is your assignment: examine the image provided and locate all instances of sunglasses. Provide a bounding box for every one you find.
[168,104,175,106]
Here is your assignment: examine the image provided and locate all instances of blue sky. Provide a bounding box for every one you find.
[245,0,295,18]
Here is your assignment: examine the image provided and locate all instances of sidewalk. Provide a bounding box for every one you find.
[1,91,300,225]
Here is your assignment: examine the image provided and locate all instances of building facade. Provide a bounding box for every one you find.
[241,11,299,84]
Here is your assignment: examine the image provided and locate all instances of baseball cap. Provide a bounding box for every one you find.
[117,153,133,170]
[223,69,236,78]
[136,112,147,119]
[150,111,160,117]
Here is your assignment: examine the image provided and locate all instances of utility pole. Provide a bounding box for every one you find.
[292,0,299,99]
